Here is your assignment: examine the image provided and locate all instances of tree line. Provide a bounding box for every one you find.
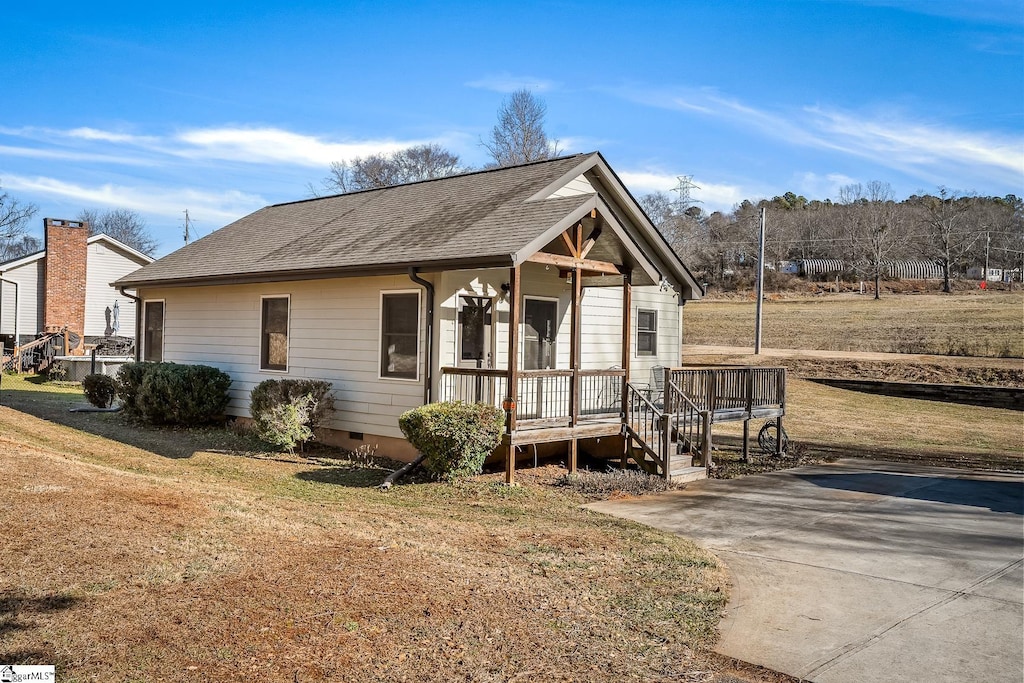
[642,182,1024,295]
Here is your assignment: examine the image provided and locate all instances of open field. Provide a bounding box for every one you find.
[0,377,763,683]
[683,292,1024,358]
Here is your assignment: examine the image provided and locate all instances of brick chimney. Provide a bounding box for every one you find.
[43,218,89,346]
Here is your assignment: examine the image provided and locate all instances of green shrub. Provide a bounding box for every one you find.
[82,373,118,408]
[399,401,504,482]
[249,378,333,452]
[117,362,231,425]
[259,396,315,453]
[116,362,155,416]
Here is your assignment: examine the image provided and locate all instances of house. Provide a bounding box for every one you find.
[0,218,153,355]
[117,153,783,481]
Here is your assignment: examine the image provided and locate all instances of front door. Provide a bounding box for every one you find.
[523,298,557,370]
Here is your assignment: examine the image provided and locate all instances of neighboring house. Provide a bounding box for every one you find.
[0,218,153,352]
[966,266,1003,282]
[116,153,706,477]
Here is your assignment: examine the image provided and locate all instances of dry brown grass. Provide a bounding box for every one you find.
[0,379,749,683]
[684,292,1024,358]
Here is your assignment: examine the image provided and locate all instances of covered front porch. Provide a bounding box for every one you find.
[433,201,689,482]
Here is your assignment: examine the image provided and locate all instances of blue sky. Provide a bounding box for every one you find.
[2,0,1021,256]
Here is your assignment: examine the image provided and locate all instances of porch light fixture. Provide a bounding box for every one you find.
[499,282,510,302]
[502,397,516,413]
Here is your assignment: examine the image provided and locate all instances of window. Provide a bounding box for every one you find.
[260,296,289,371]
[459,296,492,366]
[637,308,657,357]
[143,300,164,362]
[380,291,420,379]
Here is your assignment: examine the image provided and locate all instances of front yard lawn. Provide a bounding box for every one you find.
[0,376,754,682]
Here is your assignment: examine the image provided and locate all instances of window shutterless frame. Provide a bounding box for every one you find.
[379,289,421,381]
[142,299,165,362]
[259,295,290,372]
[636,307,657,357]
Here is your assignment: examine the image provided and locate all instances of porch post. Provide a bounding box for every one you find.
[505,265,521,484]
[568,223,583,473]
[620,271,632,417]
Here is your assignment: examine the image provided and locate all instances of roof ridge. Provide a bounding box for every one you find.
[272,152,594,208]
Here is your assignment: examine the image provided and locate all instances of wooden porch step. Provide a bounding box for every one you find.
[670,466,707,483]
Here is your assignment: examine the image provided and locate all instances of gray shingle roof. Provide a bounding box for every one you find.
[117,153,597,287]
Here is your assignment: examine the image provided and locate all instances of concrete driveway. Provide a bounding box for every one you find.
[586,459,1024,683]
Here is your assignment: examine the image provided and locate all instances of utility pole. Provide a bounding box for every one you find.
[755,207,766,354]
[984,230,991,282]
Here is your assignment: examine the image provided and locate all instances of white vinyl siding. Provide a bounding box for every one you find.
[84,240,148,337]
[0,260,44,343]
[436,265,680,383]
[141,275,426,441]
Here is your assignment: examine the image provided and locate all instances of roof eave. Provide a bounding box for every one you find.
[116,254,517,289]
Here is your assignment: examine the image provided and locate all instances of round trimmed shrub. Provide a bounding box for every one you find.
[399,401,504,482]
[83,373,118,408]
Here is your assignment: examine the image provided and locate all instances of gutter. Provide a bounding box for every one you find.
[0,274,19,355]
[407,267,434,405]
[119,286,142,361]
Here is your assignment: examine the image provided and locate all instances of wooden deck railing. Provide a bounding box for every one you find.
[668,365,785,418]
[438,367,625,427]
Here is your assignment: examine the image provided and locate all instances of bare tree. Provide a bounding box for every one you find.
[839,181,909,298]
[482,89,559,167]
[320,144,462,194]
[912,188,980,293]
[78,208,158,256]
[0,184,40,262]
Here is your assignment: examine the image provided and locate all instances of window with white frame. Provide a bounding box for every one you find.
[380,291,420,379]
[260,296,290,371]
[637,308,657,356]
[143,300,164,362]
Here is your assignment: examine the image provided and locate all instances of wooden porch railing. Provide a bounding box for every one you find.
[440,364,786,479]
[438,367,625,428]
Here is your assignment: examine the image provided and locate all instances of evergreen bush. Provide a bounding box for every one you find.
[82,373,118,408]
[115,362,154,416]
[398,401,504,482]
[117,362,231,425]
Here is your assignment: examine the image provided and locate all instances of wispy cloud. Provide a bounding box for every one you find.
[0,144,155,166]
[2,174,266,224]
[610,84,1024,189]
[806,107,1023,177]
[67,127,160,144]
[466,73,557,93]
[172,127,425,166]
[0,124,448,168]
